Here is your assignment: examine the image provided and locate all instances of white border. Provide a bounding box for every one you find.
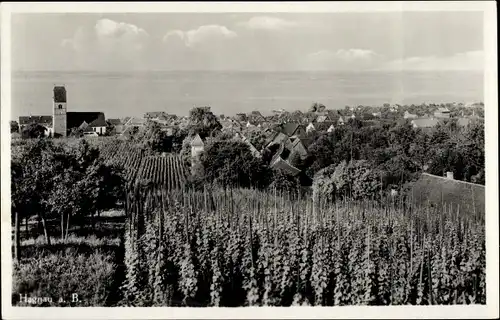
[1,2,498,319]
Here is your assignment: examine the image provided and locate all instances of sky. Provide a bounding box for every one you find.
[11,12,484,72]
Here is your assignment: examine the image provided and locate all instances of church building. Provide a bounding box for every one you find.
[52,86,107,137]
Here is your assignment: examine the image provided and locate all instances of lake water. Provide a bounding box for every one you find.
[11,70,483,120]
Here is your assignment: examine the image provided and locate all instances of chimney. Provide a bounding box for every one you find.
[446,171,454,180]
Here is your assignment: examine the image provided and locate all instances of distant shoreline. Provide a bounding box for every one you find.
[12,69,485,75]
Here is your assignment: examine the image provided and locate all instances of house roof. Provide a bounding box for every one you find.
[121,116,131,124]
[106,118,122,126]
[78,121,89,130]
[190,134,204,147]
[315,115,328,123]
[124,117,146,126]
[89,116,107,127]
[144,111,166,118]
[235,113,247,121]
[53,86,67,103]
[19,115,52,126]
[280,122,303,137]
[271,156,301,176]
[291,139,308,155]
[315,121,335,131]
[411,118,440,128]
[457,117,471,127]
[82,125,94,133]
[265,131,289,148]
[437,107,450,112]
[67,112,105,130]
[299,137,313,149]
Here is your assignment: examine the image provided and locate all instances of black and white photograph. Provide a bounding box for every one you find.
[1,2,498,319]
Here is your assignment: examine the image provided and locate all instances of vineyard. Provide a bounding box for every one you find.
[97,138,188,189]
[120,186,486,307]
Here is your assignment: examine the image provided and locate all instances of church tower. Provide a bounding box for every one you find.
[53,86,67,137]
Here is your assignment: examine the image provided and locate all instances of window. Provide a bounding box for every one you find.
[58,104,62,109]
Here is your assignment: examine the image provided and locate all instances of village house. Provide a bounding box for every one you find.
[276,122,306,139]
[233,132,261,158]
[271,156,301,176]
[315,114,332,123]
[306,121,335,134]
[87,115,108,135]
[106,118,122,129]
[457,118,471,127]
[18,115,54,137]
[404,111,418,119]
[434,107,451,118]
[290,137,308,160]
[318,121,335,133]
[235,113,247,122]
[411,118,440,129]
[267,141,301,176]
[82,126,99,137]
[124,117,147,127]
[389,104,400,112]
[144,111,168,120]
[66,112,107,135]
[265,131,291,149]
[248,110,266,123]
[190,134,205,159]
[306,122,315,134]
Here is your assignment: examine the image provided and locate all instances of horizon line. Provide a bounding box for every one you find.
[12,69,485,73]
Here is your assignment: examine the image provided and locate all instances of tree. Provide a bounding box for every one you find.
[199,139,271,189]
[309,102,326,113]
[246,130,268,151]
[141,121,167,153]
[10,121,19,133]
[312,164,337,202]
[188,106,222,138]
[11,138,125,249]
[388,121,417,157]
[171,127,188,153]
[22,123,47,139]
[269,168,300,194]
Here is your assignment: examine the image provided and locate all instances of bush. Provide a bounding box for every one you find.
[312,160,382,201]
[312,164,337,201]
[269,168,300,193]
[13,251,116,306]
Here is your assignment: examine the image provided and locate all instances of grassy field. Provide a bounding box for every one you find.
[12,211,126,307]
[409,173,485,220]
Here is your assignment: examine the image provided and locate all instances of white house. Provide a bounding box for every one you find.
[434,107,451,118]
[89,117,107,135]
[190,134,204,158]
[306,122,316,133]
[404,111,418,119]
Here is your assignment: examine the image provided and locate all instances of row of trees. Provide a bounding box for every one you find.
[11,138,124,259]
[305,117,485,187]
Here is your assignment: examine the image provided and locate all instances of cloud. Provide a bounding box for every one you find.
[382,50,483,71]
[303,49,379,70]
[94,18,149,38]
[60,19,149,70]
[163,25,237,47]
[238,16,298,31]
[335,49,378,61]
